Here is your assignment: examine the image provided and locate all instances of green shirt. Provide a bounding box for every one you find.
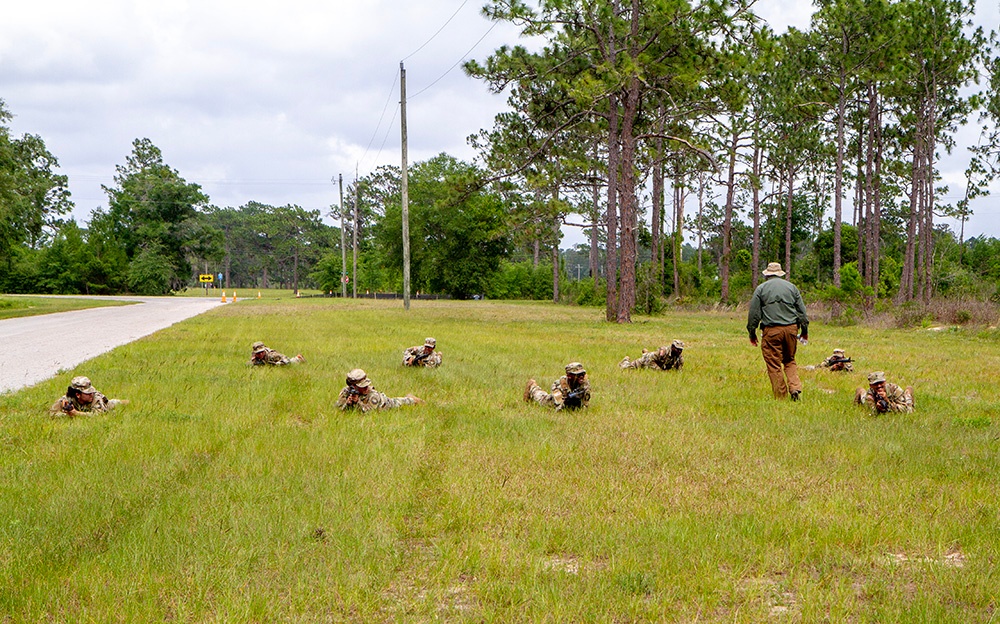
[746,276,809,339]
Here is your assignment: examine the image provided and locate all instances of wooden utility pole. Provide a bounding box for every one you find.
[400,61,411,310]
[353,166,359,299]
[339,174,346,298]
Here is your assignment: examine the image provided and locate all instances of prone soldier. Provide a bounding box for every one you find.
[854,371,914,414]
[524,362,591,411]
[818,348,853,372]
[403,337,442,368]
[619,340,684,371]
[336,368,423,413]
[50,376,127,417]
[250,341,305,366]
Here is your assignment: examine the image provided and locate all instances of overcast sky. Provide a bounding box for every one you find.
[3,0,997,248]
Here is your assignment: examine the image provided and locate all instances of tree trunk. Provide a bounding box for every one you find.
[784,166,795,278]
[751,135,761,290]
[651,112,664,275]
[720,126,739,302]
[672,168,683,296]
[605,92,620,322]
[615,73,640,323]
[833,64,847,288]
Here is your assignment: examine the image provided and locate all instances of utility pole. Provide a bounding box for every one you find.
[353,166,359,299]
[400,61,411,311]
[338,174,346,298]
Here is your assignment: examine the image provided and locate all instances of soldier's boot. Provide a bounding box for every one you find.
[790,390,801,402]
[295,354,305,363]
[524,379,536,402]
[905,386,915,408]
[618,357,630,369]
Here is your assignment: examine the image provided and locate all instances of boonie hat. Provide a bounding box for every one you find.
[762,262,786,277]
[252,341,267,354]
[70,376,97,395]
[868,371,886,385]
[565,362,586,375]
[671,339,685,350]
[346,368,372,388]
[833,348,845,355]
[424,337,436,348]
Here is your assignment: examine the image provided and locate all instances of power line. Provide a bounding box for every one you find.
[401,0,470,62]
[410,22,499,100]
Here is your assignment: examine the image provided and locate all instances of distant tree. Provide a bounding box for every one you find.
[0,99,72,274]
[99,138,210,293]
[376,154,509,298]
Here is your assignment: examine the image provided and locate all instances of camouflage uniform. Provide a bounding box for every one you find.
[49,376,124,417]
[818,349,853,372]
[620,340,684,371]
[403,337,442,368]
[336,368,419,413]
[526,362,591,411]
[855,371,914,414]
[250,341,304,366]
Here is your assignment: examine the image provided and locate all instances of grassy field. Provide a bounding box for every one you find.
[0,295,132,320]
[1,299,998,622]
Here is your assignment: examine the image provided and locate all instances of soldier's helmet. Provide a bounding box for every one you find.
[347,368,372,388]
[565,362,586,375]
[251,341,267,354]
[424,337,436,348]
[833,348,845,355]
[70,376,97,395]
[868,371,886,385]
[671,339,685,350]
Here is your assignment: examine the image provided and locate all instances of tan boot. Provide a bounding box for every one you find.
[524,379,536,402]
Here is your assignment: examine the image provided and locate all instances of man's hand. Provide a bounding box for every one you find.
[750,337,758,347]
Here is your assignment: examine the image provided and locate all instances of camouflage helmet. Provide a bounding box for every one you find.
[868,371,886,385]
[565,362,586,375]
[424,337,436,348]
[833,348,845,355]
[346,368,372,388]
[251,341,267,354]
[671,339,685,350]
[70,376,97,395]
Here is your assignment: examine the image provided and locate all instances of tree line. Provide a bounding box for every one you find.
[3,0,1000,318]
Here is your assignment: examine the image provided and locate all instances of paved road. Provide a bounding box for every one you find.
[0,296,225,394]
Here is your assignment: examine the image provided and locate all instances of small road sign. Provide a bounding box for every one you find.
[199,274,214,283]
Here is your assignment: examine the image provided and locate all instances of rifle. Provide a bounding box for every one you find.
[563,386,587,402]
[827,356,853,370]
[875,396,890,413]
[412,351,431,365]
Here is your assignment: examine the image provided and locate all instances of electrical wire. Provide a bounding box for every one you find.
[410,21,499,100]
[401,0,470,62]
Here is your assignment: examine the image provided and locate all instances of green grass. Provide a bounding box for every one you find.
[0,295,132,320]
[1,299,998,622]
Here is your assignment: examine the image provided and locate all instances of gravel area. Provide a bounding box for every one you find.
[0,296,225,394]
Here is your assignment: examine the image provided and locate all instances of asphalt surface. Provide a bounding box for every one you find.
[0,296,225,394]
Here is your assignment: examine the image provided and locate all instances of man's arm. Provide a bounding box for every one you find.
[747,288,762,345]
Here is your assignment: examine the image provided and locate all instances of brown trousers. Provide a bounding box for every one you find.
[761,324,801,398]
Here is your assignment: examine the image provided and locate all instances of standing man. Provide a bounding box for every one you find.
[747,262,809,400]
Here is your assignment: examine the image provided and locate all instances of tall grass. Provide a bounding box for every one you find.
[1,299,998,621]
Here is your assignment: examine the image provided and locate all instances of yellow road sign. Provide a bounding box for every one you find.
[199,274,214,283]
